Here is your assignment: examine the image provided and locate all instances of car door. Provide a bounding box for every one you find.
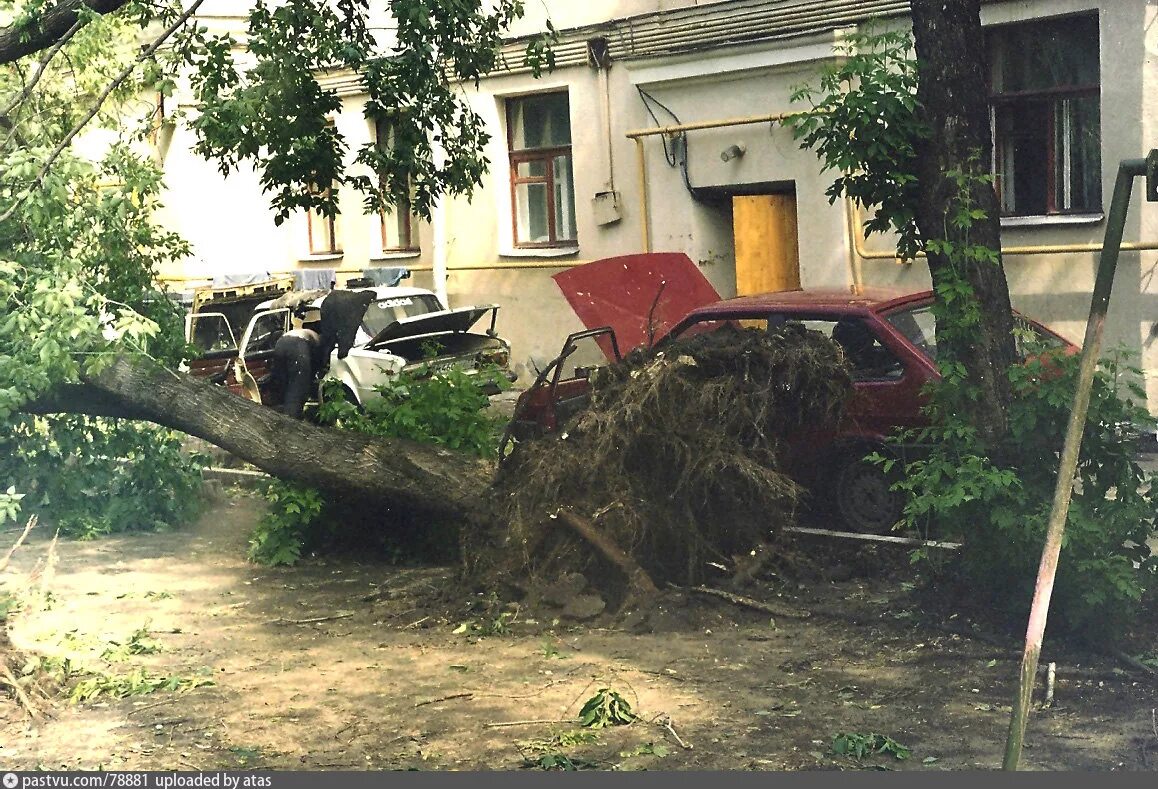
[185,312,237,384]
[235,308,291,405]
[832,315,933,442]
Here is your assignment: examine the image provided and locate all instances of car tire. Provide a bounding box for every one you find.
[832,448,905,535]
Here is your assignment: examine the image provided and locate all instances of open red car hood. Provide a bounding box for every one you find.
[552,253,722,358]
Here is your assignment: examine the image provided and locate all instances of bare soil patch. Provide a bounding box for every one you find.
[2,493,1157,771]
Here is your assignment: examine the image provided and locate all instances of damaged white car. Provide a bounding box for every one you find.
[186,284,515,409]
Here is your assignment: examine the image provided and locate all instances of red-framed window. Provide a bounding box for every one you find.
[507,92,577,247]
[988,14,1101,216]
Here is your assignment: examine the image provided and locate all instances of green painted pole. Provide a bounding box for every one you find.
[1002,157,1149,770]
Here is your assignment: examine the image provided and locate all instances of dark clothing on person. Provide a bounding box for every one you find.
[318,290,375,367]
[271,329,320,419]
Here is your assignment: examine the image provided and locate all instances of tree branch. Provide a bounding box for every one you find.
[0,0,207,226]
[21,354,498,525]
[0,15,86,153]
[0,0,130,66]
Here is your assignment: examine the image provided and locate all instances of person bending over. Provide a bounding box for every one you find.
[271,327,321,418]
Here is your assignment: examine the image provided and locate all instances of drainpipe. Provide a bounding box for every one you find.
[626,112,1158,261]
[635,137,649,252]
[431,141,449,307]
[847,201,1158,258]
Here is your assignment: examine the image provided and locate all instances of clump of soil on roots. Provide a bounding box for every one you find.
[471,323,854,608]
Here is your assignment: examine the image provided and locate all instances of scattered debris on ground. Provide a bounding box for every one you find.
[3,495,1158,771]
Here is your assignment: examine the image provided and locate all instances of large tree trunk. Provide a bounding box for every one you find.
[24,355,497,525]
[911,0,1018,447]
[0,1,130,65]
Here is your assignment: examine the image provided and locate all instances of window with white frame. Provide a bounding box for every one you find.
[374,117,420,252]
[988,14,1101,217]
[507,92,577,247]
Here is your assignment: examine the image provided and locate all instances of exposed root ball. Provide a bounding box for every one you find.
[471,323,853,603]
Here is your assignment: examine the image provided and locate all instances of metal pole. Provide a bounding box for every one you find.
[1002,157,1148,770]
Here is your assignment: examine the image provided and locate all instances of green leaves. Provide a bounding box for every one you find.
[788,26,925,261]
[317,365,508,459]
[831,732,911,762]
[578,687,636,729]
[893,343,1158,638]
[0,416,205,539]
[188,0,549,224]
[248,481,325,566]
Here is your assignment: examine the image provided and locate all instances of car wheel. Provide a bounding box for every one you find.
[833,449,905,534]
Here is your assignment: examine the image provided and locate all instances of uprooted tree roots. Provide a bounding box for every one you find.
[470,323,854,609]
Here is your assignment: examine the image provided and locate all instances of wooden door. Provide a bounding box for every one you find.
[732,193,800,295]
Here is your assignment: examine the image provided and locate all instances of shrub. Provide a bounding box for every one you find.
[316,364,508,458]
[894,346,1157,639]
[249,365,507,566]
[248,481,325,566]
[0,415,205,538]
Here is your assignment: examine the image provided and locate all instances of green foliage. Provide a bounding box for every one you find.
[188,0,555,224]
[518,730,600,771]
[795,34,1153,638]
[0,416,204,539]
[250,368,503,566]
[788,25,926,260]
[452,590,517,637]
[452,611,514,637]
[540,638,569,659]
[0,487,24,525]
[0,8,203,543]
[2,0,540,556]
[317,365,508,458]
[618,742,670,759]
[23,654,213,704]
[101,624,162,662]
[578,688,636,729]
[896,346,1158,638]
[248,480,325,566]
[69,667,214,704]
[831,732,911,761]
[522,753,594,771]
[0,592,18,623]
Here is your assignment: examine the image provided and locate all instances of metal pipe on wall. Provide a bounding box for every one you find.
[626,112,1158,265]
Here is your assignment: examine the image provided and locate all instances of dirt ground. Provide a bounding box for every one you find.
[2,490,1158,772]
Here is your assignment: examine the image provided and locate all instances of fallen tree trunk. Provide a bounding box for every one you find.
[23,354,497,524]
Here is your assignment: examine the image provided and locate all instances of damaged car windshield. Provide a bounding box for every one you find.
[361,294,444,336]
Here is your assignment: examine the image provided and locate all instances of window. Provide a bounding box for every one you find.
[988,15,1101,216]
[374,118,420,252]
[307,182,341,255]
[884,304,1066,362]
[307,121,342,255]
[507,92,577,247]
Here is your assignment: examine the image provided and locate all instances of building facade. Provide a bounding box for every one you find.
[156,0,1158,401]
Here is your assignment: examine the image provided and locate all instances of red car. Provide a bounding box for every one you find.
[509,256,1075,533]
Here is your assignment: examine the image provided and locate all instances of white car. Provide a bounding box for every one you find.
[187,285,514,408]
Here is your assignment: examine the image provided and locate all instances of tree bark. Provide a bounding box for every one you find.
[910,0,1017,447]
[0,1,130,65]
[23,355,497,525]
